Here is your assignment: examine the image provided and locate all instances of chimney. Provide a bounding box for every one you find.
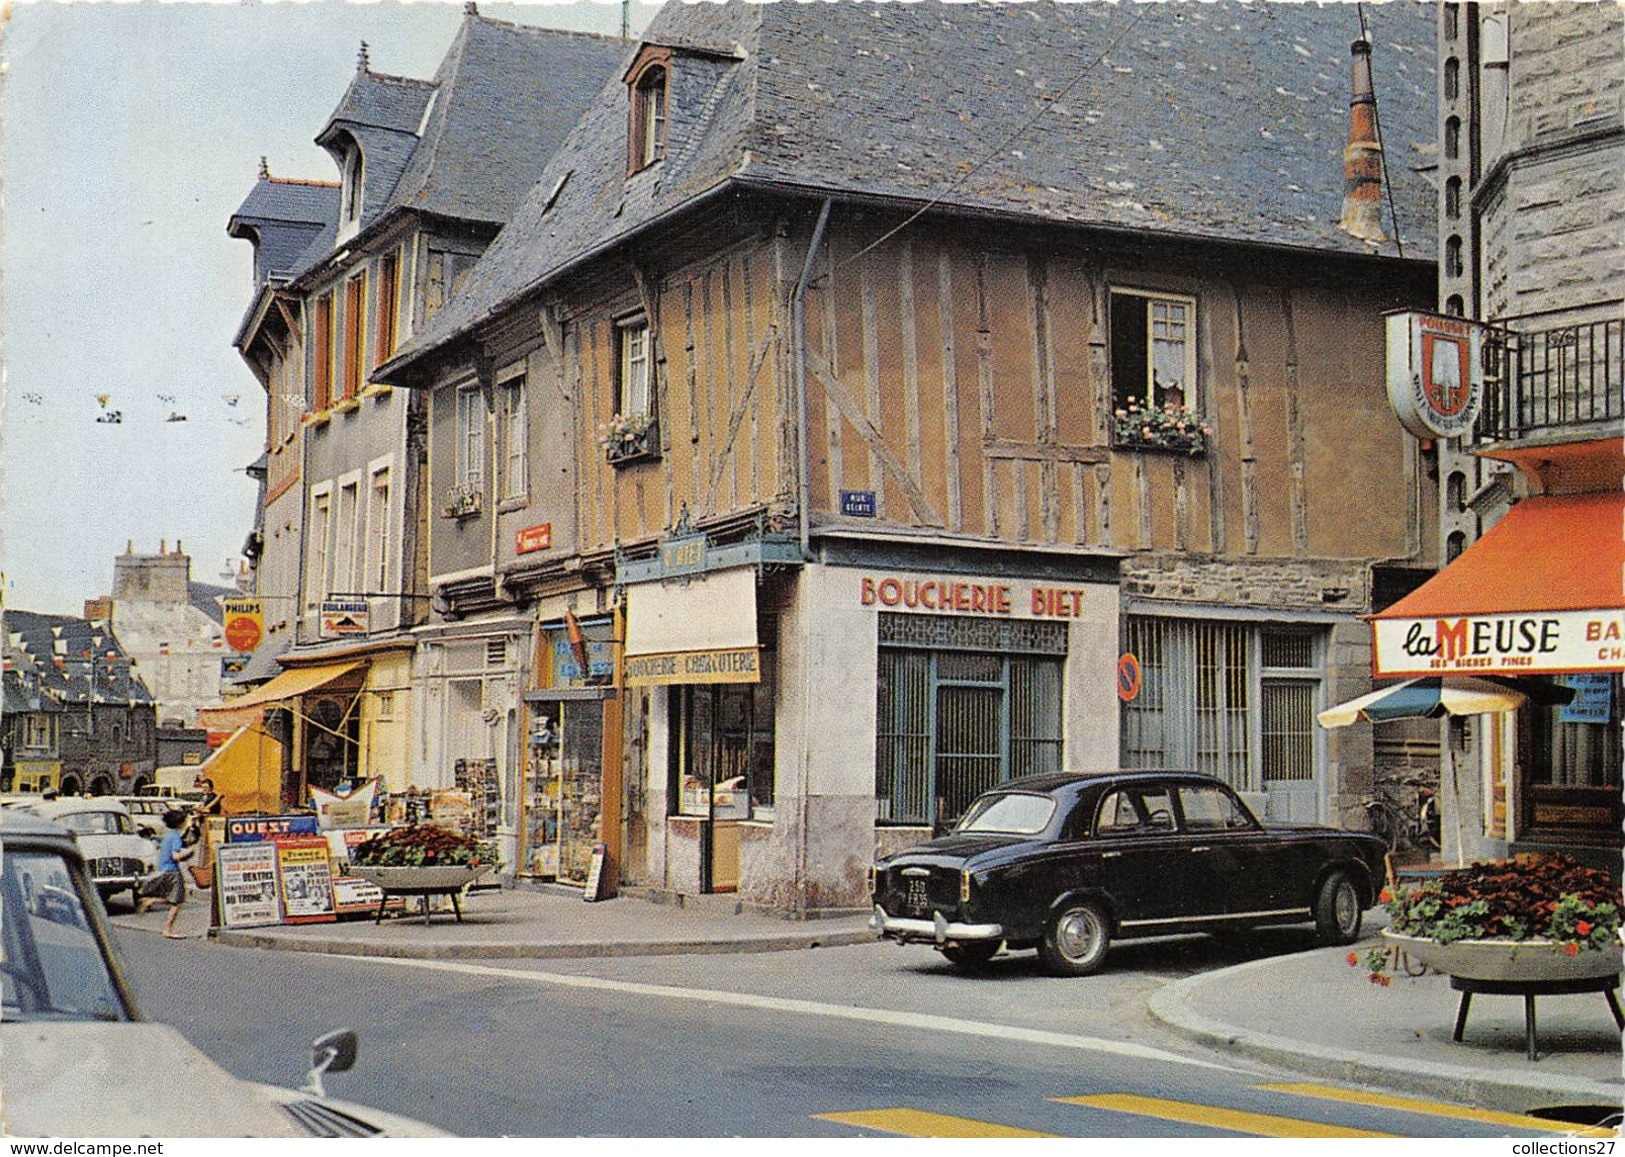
[1339,39,1387,243]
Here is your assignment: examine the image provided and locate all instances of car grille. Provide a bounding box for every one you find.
[91,856,143,879]
[281,1099,385,1138]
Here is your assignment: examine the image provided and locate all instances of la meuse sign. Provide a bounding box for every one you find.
[1373,610,1625,676]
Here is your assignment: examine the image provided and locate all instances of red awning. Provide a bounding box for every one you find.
[1375,492,1624,619]
[1370,491,1625,677]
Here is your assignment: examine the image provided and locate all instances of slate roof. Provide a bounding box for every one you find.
[186,582,234,627]
[386,16,629,226]
[227,177,340,286]
[383,0,1438,379]
[271,14,626,286]
[3,610,153,707]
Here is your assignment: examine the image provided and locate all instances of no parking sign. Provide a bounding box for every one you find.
[1117,653,1142,702]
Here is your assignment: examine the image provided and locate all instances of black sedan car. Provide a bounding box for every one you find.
[870,770,1388,976]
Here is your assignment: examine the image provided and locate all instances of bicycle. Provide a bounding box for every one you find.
[1362,787,1440,854]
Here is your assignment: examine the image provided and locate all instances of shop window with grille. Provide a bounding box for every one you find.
[1121,617,1323,800]
[875,613,1066,828]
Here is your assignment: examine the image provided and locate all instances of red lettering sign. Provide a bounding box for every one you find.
[516,524,552,555]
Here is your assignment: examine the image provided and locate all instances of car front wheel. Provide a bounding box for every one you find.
[1038,901,1110,977]
[1314,869,1363,945]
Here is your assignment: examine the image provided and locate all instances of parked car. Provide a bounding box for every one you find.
[19,797,157,905]
[0,808,448,1137]
[870,771,1388,976]
[118,794,178,840]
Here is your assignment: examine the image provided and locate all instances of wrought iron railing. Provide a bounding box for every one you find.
[1478,317,1623,440]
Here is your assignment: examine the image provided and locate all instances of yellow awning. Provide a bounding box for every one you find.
[198,659,366,729]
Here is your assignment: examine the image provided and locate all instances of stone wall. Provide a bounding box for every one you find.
[1482,5,1625,321]
[1120,556,1373,614]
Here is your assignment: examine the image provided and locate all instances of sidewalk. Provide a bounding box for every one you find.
[112,887,1623,1117]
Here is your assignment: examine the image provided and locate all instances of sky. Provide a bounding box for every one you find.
[0,0,659,616]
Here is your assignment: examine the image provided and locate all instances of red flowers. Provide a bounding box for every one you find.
[1346,952,1359,967]
[1577,920,1594,937]
[1564,942,1581,957]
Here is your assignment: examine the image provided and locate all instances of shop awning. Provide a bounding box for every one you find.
[1370,492,1625,677]
[196,660,367,729]
[195,723,284,815]
[623,566,760,686]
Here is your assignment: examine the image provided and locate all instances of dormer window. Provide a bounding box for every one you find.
[626,50,671,174]
[341,146,365,225]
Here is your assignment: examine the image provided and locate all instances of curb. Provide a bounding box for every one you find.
[208,925,879,961]
[1147,952,1624,1114]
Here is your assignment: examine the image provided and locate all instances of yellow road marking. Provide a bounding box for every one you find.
[1053,1094,1399,1138]
[815,1108,1058,1138]
[1261,1083,1619,1137]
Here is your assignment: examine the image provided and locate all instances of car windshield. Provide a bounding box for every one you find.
[955,792,1056,835]
[2,849,128,1023]
[57,811,132,836]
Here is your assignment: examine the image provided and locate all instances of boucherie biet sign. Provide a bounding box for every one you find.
[1373,610,1625,677]
[859,574,1096,620]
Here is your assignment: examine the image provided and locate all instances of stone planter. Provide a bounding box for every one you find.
[1382,929,1623,983]
[349,864,488,892]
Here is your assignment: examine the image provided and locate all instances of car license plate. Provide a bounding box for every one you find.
[905,878,929,913]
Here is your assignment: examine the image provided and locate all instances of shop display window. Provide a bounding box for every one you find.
[669,670,776,822]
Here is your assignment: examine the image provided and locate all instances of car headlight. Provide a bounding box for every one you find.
[867,865,877,896]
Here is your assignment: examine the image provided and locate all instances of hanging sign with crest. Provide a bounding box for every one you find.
[1385,310,1487,440]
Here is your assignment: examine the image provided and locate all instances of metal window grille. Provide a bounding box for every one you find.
[875,613,1066,826]
[1122,617,1323,795]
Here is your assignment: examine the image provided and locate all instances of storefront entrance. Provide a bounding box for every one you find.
[520,699,605,884]
[669,677,775,892]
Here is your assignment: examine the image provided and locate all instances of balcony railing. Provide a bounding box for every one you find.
[1478,317,1623,441]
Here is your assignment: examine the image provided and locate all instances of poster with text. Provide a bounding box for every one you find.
[215,842,282,929]
[274,837,338,924]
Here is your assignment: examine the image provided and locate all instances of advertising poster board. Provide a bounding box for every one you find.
[274,837,338,924]
[214,842,282,929]
[331,875,387,918]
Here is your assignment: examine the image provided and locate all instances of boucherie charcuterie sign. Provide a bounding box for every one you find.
[1373,610,1625,677]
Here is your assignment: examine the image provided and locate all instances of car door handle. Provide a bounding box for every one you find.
[1102,850,1122,859]
[1190,846,1211,853]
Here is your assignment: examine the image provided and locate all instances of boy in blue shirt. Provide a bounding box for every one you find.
[136,809,194,938]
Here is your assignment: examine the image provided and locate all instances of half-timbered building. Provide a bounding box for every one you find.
[378,1,1439,913]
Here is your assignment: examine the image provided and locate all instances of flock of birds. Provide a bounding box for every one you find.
[13,391,253,427]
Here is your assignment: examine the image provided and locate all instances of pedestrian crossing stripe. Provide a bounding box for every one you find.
[814,1109,1059,1138]
[1260,1083,1619,1137]
[1051,1094,1399,1138]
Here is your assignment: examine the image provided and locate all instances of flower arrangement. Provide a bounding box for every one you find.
[599,411,654,459]
[1351,853,1621,984]
[442,482,483,519]
[1111,400,1212,455]
[350,824,497,870]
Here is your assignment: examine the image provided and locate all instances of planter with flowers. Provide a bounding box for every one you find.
[600,411,656,464]
[1353,854,1622,987]
[1110,401,1212,456]
[348,824,499,893]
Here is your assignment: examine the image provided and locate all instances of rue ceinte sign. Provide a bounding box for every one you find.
[1373,611,1625,677]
